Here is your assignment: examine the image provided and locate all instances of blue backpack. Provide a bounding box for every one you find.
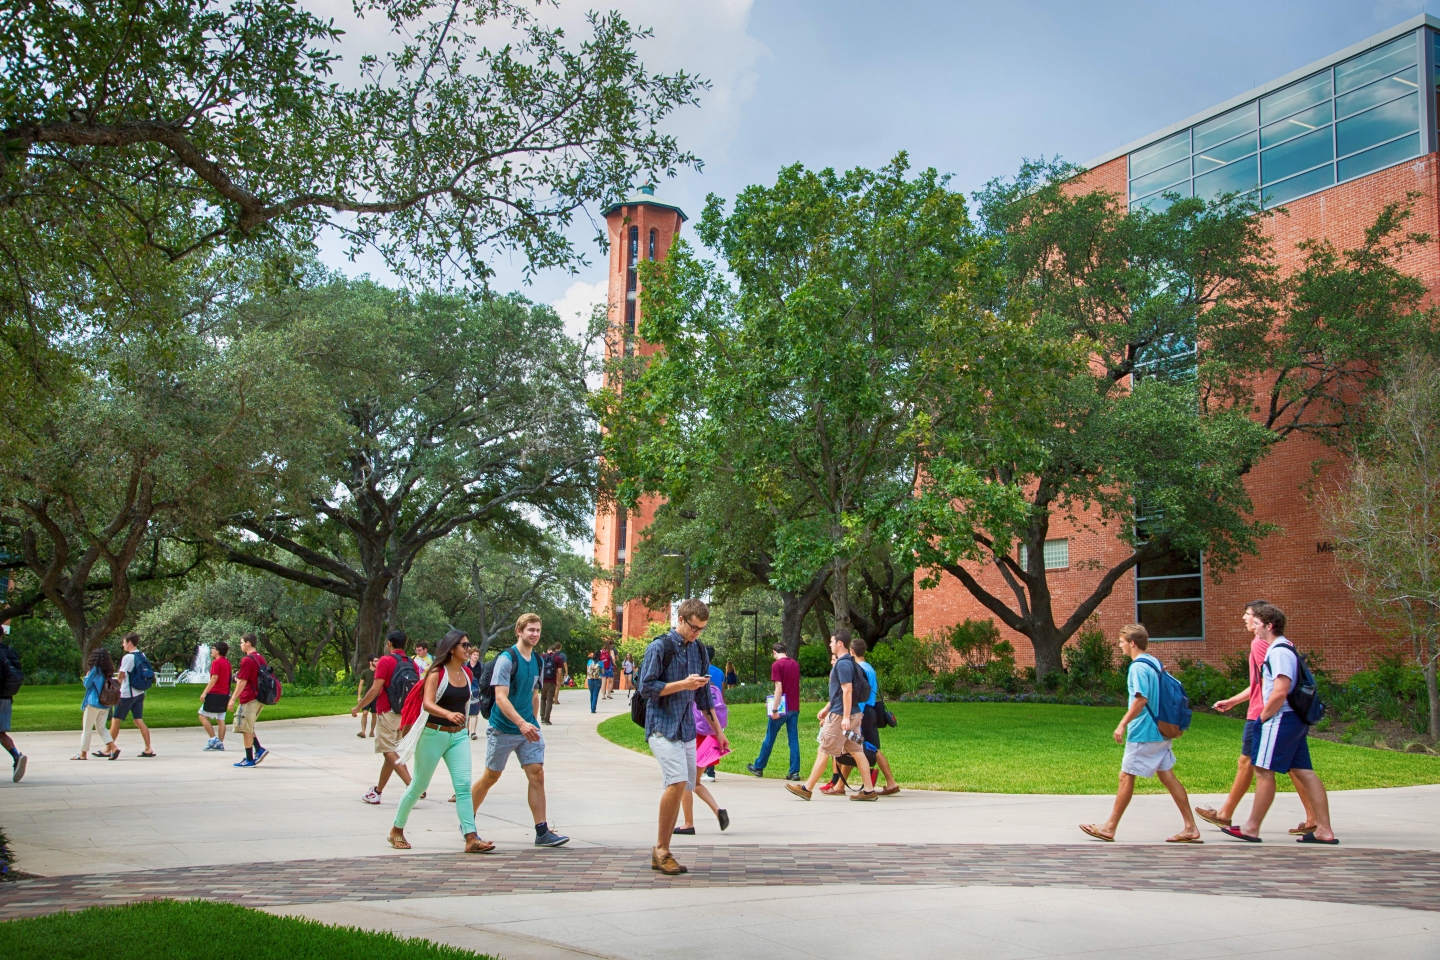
[128,651,156,692]
[1133,657,1192,738]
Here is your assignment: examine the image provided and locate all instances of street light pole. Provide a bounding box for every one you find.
[739,608,759,683]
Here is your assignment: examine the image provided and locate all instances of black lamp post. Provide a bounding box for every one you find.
[739,608,759,683]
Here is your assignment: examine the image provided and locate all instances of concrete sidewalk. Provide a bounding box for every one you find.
[4,691,1437,959]
[4,690,1437,875]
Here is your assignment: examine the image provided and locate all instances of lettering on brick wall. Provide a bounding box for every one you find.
[1316,541,1335,553]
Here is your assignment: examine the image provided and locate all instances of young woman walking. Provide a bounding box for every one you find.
[585,652,603,712]
[76,649,118,760]
[466,648,482,739]
[388,630,492,853]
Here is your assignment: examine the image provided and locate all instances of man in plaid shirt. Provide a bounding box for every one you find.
[638,598,729,876]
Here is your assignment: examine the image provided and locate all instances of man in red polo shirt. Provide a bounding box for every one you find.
[352,631,415,804]
[228,633,269,768]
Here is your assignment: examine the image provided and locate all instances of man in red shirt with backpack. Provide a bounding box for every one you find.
[352,631,416,804]
[229,633,270,768]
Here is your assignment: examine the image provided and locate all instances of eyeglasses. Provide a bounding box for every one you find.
[683,619,708,632]
[457,641,473,649]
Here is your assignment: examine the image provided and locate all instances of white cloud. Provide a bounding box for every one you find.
[551,278,609,343]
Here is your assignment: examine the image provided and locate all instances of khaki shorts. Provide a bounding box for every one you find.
[235,700,263,734]
[375,711,401,753]
[817,712,864,758]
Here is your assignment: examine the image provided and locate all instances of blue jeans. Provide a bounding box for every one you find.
[753,711,800,776]
[588,678,602,712]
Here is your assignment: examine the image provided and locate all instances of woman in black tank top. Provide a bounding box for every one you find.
[388,629,492,854]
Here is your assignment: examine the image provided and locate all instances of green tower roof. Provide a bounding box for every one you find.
[600,183,687,222]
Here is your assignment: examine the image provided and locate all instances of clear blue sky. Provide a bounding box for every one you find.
[315,1,1438,317]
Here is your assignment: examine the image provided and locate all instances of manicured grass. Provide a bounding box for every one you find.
[599,701,1440,794]
[0,900,494,960]
[7,685,355,732]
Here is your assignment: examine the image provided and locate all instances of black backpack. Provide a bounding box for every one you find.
[476,647,518,720]
[384,652,418,715]
[1270,640,1326,726]
[841,655,871,706]
[253,657,282,705]
[0,642,23,699]
[631,636,680,728]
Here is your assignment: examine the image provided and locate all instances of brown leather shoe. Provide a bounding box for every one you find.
[651,847,687,875]
[785,782,813,801]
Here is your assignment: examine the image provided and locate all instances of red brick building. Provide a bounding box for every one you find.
[591,186,687,637]
[915,17,1440,677]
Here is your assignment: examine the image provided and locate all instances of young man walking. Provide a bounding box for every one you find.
[638,598,729,875]
[357,655,379,738]
[198,641,232,750]
[748,642,802,781]
[785,629,878,802]
[0,633,25,781]
[229,633,270,768]
[1195,601,1317,835]
[1221,602,1339,844]
[352,631,414,803]
[539,642,566,725]
[412,641,433,674]
[110,633,156,758]
[846,638,899,794]
[1080,624,1201,843]
[469,614,568,847]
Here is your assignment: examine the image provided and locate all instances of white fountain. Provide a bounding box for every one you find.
[177,643,212,684]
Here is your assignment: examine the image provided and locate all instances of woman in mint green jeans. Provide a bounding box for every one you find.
[388,630,492,853]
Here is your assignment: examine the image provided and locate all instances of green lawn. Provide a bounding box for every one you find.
[0,900,494,960]
[7,685,355,732]
[599,701,1440,794]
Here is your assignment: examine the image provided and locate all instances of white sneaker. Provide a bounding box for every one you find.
[214,741,225,751]
[362,788,382,805]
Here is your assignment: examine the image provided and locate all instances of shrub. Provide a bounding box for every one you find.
[985,640,1019,691]
[1221,652,1250,683]
[1175,658,1234,711]
[796,644,831,678]
[0,823,13,879]
[1062,620,1112,687]
[946,618,1000,668]
[5,617,81,678]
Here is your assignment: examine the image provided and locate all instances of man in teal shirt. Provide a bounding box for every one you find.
[1079,624,1201,843]
[470,613,569,847]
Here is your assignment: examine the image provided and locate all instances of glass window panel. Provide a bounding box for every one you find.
[1262,164,1335,207]
[1138,600,1204,640]
[1129,156,1191,201]
[1336,65,1418,119]
[1042,539,1069,570]
[1260,71,1333,125]
[1261,126,1334,183]
[1336,33,1417,95]
[1129,131,1190,179]
[1137,576,1204,602]
[1193,103,1257,152]
[1338,131,1421,181]
[1261,101,1333,147]
[1135,550,1202,579]
[1131,190,1185,214]
[1193,131,1257,173]
[1193,156,1257,201]
[1336,92,1418,156]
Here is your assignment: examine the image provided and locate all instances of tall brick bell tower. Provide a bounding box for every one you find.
[592,185,686,637]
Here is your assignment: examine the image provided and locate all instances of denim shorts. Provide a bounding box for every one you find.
[485,727,545,771]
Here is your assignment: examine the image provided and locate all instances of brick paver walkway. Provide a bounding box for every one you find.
[2,844,1436,920]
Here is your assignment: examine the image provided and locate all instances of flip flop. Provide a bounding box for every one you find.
[1296,832,1339,845]
[1194,806,1231,828]
[1288,822,1319,836]
[139,751,157,758]
[387,834,412,850]
[1220,826,1261,842]
[1079,824,1114,842]
[1166,834,1204,844]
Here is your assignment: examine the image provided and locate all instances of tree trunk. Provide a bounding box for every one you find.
[828,557,850,631]
[1030,625,1066,680]
[1425,620,1439,740]
[352,576,393,670]
[780,590,807,658]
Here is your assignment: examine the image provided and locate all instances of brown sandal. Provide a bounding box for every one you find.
[1288,821,1319,835]
[1194,806,1231,828]
[1079,823,1115,842]
[387,832,412,850]
[464,835,495,854]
